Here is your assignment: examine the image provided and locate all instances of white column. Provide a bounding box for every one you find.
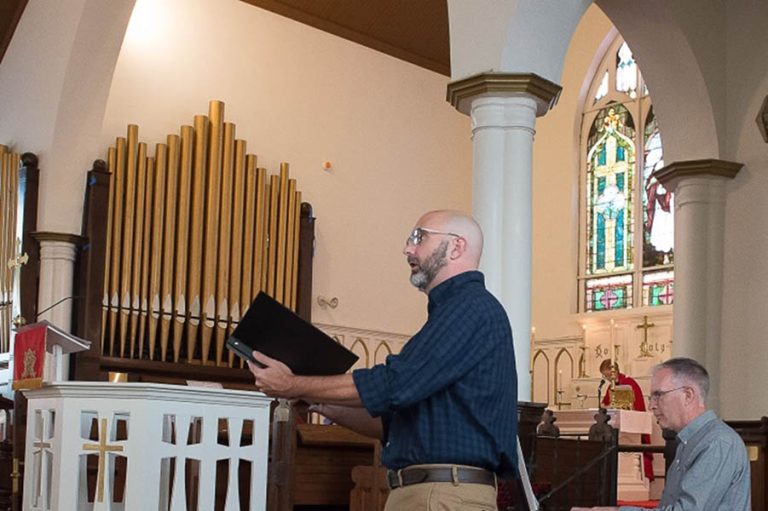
[655,160,741,413]
[35,233,80,382]
[471,96,537,399]
[447,73,561,401]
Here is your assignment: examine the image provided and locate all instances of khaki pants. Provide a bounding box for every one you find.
[384,471,498,511]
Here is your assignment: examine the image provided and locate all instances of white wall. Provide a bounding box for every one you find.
[101,0,473,335]
[720,3,768,419]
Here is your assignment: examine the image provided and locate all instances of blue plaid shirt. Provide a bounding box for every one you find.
[353,271,518,477]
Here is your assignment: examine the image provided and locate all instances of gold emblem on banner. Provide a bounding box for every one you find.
[21,348,38,379]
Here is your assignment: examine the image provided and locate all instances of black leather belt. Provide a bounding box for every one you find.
[386,466,496,489]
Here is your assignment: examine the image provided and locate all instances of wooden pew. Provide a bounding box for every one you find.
[294,423,376,507]
[726,417,768,511]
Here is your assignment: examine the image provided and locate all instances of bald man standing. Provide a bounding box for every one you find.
[249,210,518,510]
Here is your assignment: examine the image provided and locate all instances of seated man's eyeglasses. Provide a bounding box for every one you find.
[649,386,687,403]
[406,227,461,246]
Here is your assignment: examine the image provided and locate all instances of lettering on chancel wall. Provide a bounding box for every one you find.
[531,311,672,409]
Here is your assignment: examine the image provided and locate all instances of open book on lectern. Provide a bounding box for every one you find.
[226,292,358,375]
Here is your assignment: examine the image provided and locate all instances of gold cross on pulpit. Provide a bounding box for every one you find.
[83,418,124,503]
[636,315,655,358]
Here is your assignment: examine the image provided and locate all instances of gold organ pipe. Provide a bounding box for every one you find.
[186,115,208,362]
[130,142,148,358]
[290,193,302,311]
[0,152,5,352]
[173,126,194,362]
[138,154,154,358]
[0,150,5,322]
[284,179,297,309]
[160,134,180,361]
[101,147,116,352]
[275,164,289,304]
[266,175,279,297]
[2,151,10,352]
[254,167,268,295]
[240,158,258,330]
[119,125,139,358]
[0,152,8,300]
[200,101,223,364]
[214,122,235,365]
[109,137,127,357]
[0,151,6,351]
[148,144,168,360]
[11,152,18,340]
[11,150,18,278]
[227,140,247,367]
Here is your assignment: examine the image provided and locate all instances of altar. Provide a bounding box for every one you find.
[553,408,657,501]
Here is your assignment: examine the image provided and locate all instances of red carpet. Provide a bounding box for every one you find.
[617,500,659,509]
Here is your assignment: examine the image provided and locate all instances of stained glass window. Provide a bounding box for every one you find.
[642,270,674,306]
[642,109,674,267]
[616,42,638,98]
[586,274,633,310]
[594,71,609,104]
[580,37,674,312]
[586,104,635,275]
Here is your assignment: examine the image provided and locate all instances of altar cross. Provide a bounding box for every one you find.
[82,417,124,503]
[636,315,656,358]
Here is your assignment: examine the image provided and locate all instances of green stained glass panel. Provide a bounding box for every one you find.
[585,275,633,311]
[642,270,674,306]
[586,104,636,276]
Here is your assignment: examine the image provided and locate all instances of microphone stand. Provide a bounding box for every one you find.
[597,379,606,409]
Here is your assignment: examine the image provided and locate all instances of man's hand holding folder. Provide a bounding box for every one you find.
[247,350,363,407]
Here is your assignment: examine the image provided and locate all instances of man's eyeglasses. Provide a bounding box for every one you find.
[406,227,461,246]
[649,386,687,403]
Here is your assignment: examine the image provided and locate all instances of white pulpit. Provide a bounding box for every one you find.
[22,382,272,510]
[553,408,656,501]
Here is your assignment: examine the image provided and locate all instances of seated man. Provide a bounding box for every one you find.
[573,357,751,511]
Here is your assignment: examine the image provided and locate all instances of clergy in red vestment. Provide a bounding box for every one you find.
[600,359,654,481]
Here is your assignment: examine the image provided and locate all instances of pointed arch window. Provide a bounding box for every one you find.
[580,38,674,312]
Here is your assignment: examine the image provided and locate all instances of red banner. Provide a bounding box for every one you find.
[12,324,47,390]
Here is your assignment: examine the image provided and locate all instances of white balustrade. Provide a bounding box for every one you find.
[23,382,271,511]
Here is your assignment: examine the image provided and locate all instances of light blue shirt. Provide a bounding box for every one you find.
[621,410,751,511]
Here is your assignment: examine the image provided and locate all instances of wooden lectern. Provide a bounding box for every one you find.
[12,321,90,390]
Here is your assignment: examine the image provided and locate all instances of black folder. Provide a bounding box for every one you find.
[226,292,358,375]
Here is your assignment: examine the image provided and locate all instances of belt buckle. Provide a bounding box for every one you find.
[386,469,403,489]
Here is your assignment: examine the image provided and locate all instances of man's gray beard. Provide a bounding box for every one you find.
[410,241,449,291]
